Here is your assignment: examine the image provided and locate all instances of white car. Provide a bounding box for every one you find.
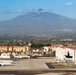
[0,60,14,66]
[14,54,30,59]
[0,53,10,59]
[0,55,10,59]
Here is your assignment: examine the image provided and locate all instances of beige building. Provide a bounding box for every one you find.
[0,46,28,53]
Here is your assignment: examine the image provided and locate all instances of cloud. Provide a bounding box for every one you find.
[65,2,72,6]
[38,8,45,12]
[18,9,27,13]
[0,11,12,14]
[18,9,23,12]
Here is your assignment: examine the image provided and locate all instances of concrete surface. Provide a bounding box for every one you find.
[0,57,56,70]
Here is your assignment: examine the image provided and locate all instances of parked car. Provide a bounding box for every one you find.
[0,53,10,59]
[14,54,30,59]
[28,54,37,58]
[0,60,14,66]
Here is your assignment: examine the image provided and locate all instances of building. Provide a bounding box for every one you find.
[42,46,56,57]
[32,48,42,56]
[55,45,76,64]
[0,46,28,54]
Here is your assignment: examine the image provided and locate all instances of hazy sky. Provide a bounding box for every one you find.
[0,0,76,21]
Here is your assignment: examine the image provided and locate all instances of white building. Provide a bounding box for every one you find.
[55,46,76,64]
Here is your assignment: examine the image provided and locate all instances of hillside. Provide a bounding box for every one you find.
[0,8,76,35]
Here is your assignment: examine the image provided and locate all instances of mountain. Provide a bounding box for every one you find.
[0,8,76,35]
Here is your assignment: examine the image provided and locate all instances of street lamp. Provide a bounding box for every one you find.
[28,43,32,54]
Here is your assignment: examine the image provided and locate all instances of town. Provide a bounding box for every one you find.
[0,43,76,63]
[0,0,76,75]
[0,42,76,75]
[0,35,76,75]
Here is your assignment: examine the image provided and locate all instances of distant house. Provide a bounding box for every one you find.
[42,46,56,57]
[32,48,42,56]
[43,46,50,54]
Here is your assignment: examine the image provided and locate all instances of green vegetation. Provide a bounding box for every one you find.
[0,34,76,46]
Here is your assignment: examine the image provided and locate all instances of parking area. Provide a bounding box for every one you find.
[0,57,56,70]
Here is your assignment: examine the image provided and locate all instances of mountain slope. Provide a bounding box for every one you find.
[0,9,76,35]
